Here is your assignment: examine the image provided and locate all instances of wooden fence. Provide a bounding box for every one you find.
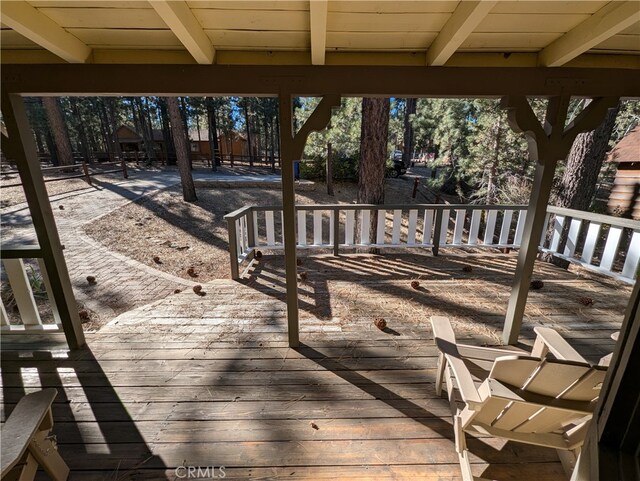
[225,203,640,284]
[1,160,128,188]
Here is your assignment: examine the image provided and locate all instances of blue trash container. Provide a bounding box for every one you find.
[294,160,300,180]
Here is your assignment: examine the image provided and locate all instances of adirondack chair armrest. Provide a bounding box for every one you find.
[532,327,588,363]
[430,316,481,405]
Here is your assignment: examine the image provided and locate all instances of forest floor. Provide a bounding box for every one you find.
[84,171,439,282]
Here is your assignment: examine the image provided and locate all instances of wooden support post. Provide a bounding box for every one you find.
[279,92,340,347]
[502,95,619,345]
[246,209,256,249]
[1,92,85,348]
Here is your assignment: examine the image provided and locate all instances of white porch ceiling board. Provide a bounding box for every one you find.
[1,0,91,62]
[490,1,608,15]
[327,32,437,50]
[539,1,640,66]
[476,13,592,33]
[461,32,562,51]
[35,7,167,29]
[185,1,308,10]
[67,28,182,48]
[0,28,40,48]
[204,30,309,50]
[327,12,449,32]
[191,8,309,31]
[328,1,458,14]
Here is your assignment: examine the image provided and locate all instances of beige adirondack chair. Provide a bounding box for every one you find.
[1,389,69,481]
[430,316,606,481]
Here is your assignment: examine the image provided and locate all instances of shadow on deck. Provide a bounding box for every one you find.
[0,252,630,480]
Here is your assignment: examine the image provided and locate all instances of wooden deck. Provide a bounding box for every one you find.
[0,253,630,481]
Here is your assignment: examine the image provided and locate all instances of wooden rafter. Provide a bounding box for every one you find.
[150,0,215,65]
[310,0,328,65]
[426,1,497,66]
[539,1,640,67]
[0,0,91,63]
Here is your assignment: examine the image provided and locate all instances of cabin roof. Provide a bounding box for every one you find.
[611,126,640,163]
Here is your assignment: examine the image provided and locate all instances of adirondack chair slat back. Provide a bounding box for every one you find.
[474,356,605,435]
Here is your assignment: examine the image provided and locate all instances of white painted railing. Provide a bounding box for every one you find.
[225,204,527,279]
[540,206,640,284]
[0,245,63,333]
[225,204,640,284]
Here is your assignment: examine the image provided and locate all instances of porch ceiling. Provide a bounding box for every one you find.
[0,1,639,68]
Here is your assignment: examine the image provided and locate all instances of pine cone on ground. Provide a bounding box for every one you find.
[374,318,387,330]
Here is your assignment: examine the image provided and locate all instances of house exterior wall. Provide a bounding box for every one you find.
[608,163,640,219]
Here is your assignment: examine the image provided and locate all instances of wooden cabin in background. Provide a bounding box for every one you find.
[608,126,640,219]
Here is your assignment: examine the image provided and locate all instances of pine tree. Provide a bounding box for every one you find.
[42,97,74,166]
[167,97,197,202]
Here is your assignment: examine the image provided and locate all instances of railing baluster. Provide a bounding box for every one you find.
[247,210,256,249]
[514,210,527,246]
[622,231,640,279]
[484,210,497,245]
[600,226,623,271]
[235,220,243,256]
[549,215,565,253]
[392,209,402,245]
[313,210,323,245]
[407,209,418,245]
[376,209,386,245]
[345,210,355,245]
[499,209,513,246]
[329,210,335,247]
[422,209,434,246]
[37,259,61,326]
[280,211,285,245]
[361,210,371,245]
[252,211,259,247]
[297,210,307,246]
[439,209,450,246]
[468,210,481,245]
[582,222,601,265]
[265,210,276,246]
[2,258,42,326]
[563,218,582,257]
[333,209,340,255]
[453,209,465,245]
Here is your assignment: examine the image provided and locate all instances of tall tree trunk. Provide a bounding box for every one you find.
[205,97,220,171]
[558,101,620,211]
[167,97,197,202]
[70,98,92,163]
[402,98,417,168]
[158,98,176,165]
[549,100,620,266]
[42,97,74,166]
[243,100,253,166]
[105,98,123,162]
[359,97,390,244]
[485,116,503,204]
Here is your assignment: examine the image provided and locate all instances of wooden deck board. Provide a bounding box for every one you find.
[2,253,630,480]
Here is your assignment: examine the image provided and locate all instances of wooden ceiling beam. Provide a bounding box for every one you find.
[538,1,640,67]
[3,64,639,98]
[150,0,215,64]
[0,0,91,63]
[310,0,328,65]
[426,1,497,66]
